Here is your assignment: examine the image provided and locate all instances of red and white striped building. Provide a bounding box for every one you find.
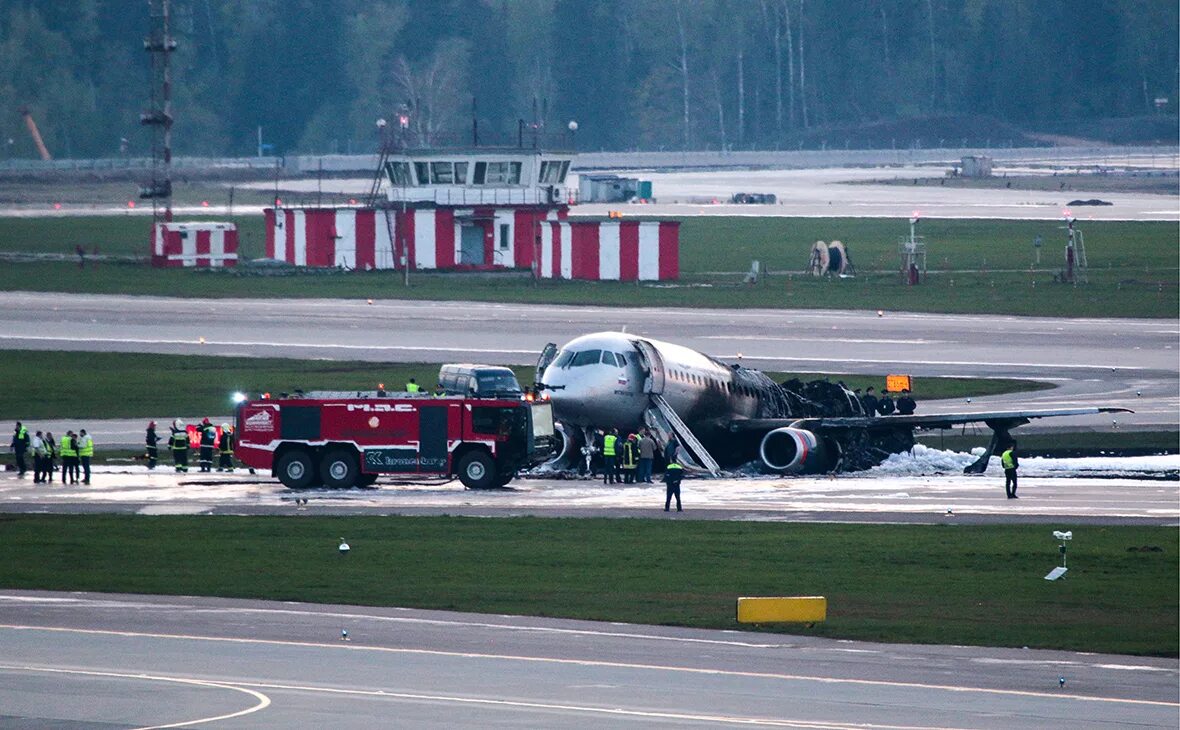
[151,221,238,268]
[265,206,679,281]
[262,146,679,280]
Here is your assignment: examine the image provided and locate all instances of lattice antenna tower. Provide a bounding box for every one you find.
[140,0,176,223]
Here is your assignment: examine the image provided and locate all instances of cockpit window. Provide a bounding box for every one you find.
[615,352,628,366]
[553,350,574,368]
[600,351,618,366]
[570,349,602,367]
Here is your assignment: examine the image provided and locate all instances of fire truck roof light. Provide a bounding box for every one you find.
[232,391,248,404]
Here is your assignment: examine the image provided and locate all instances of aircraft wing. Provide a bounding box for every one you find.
[728,407,1133,433]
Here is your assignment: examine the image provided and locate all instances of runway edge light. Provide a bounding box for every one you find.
[736,596,827,624]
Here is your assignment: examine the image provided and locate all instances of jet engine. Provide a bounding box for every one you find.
[759,427,837,474]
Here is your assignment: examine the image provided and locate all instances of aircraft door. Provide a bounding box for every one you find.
[535,342,558,381]
[632,339,665,395]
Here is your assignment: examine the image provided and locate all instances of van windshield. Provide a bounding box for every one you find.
[476,372,521,393]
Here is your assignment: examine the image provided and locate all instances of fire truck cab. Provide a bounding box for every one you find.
[234,390,555,490]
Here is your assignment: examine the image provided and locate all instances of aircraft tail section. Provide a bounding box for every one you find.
[645,394,721,476]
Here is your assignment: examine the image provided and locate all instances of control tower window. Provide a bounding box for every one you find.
[386,161,413,186]
[472,161,487,184]
[430,162,454,184]
[413,162,429,185]
[540,160,571,184]
[455,162,468,184]
[509,161,522,184]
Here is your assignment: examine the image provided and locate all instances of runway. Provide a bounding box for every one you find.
[0,591,1175,728]
[1,459,1175,525]
[1,292,1176,434]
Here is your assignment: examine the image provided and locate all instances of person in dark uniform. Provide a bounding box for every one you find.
[1001,442,1019,499]
[664,437,680,464]
[663,461,683,512]
[43,432,56,483]
[877,393,896,415]
[860,388,879,417]
[170,420,189,472]
[11,421,29,476]
[896,390,917,415]
[198,418,216,472]
[145,421,160,469]
[620,433,638,484]
[217,424,235,472]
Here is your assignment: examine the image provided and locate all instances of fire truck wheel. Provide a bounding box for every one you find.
[320,448,360,489]
[276,449,316,490]
[457,450,496,490]
[357,473,379,488]
[495,471,515,487]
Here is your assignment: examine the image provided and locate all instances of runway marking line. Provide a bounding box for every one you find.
[231,678,964,730]
[1,624,1174,709]
[0,663,270,729]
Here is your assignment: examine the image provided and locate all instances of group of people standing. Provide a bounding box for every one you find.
[853,387,917,416]
[148,419,235,473]
[598,428,684,512]
[10,421,93,485]
[599,428,661,485]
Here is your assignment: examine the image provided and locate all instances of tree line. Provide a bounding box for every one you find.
[1,0,1176,159]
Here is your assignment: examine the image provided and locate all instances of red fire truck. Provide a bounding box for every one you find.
[234,390,555,490]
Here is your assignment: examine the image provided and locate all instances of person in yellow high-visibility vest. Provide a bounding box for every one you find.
[77,429,94,485]
[601,428,619,484]
[406,378,422,393]
[59,431,78,484]
[1001,442,1019,499]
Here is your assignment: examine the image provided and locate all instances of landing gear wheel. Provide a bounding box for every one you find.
[320,448,360,489]
[275,450,316,490]
[457,451,496,490]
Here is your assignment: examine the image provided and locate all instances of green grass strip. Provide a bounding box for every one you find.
[0,350,1047,419]
[0,515,1173,656]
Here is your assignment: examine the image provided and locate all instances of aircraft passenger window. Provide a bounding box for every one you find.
[553,350,574,368]
[600,351,618,366]
[571,350,601,367]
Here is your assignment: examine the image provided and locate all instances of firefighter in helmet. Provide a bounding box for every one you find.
[217,423,234,472]
[198,418,217,472]
[169,419,189,472]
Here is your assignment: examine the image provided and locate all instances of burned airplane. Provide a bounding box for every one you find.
[535,331,1129,476]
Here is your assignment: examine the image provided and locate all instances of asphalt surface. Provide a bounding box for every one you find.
[1,465,1176,525]
[1,293,1175,441]
[0,591,1175,729]
[240,160,1180,221]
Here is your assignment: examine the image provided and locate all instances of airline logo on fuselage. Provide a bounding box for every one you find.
[346,404,416,413]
